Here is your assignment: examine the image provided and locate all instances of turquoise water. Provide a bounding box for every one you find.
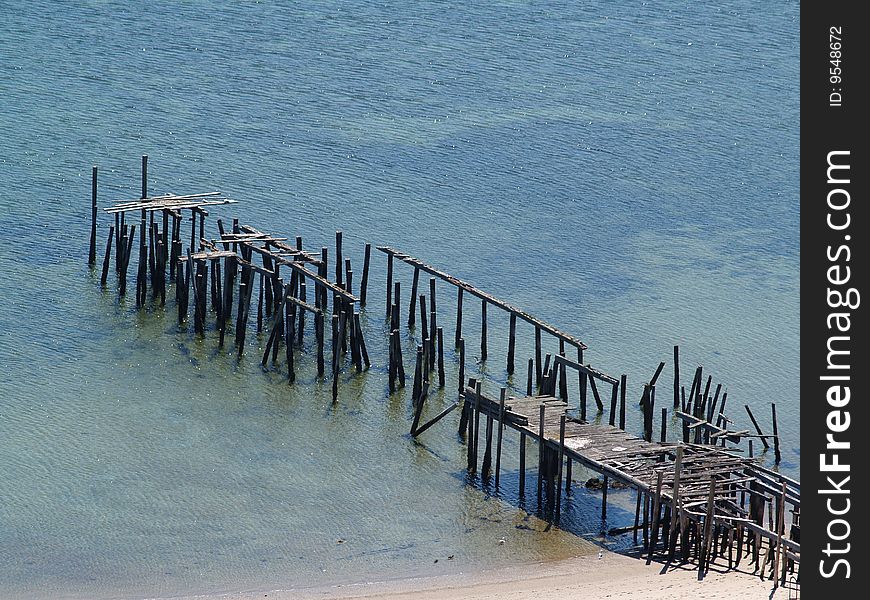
[0,1,798,598]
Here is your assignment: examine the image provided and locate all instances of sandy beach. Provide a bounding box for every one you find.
[165,550,793,600]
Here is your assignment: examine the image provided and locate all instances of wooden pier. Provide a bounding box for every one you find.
[86,157,800,589]
[461,385,800,582]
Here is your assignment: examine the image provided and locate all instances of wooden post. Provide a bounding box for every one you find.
[360,243,371,307]
[609,383,618,426]
[647,470,664,564]
[495,388,505,487]
[744,405,770,449]
[537,404,545,507]
[455,287,463,347]
[482,413,494,478]
[480,299,487,361]
[555,414,566,519]
[660,407,668,443]
[771,403,781,463]
[429,278,437,369]
[419,294,428,345]
[136,209,147,307]
[89,166,98,265]
[385,253,393,317]
[412,344,423,402]
[673,345,680,407]
[100,225,114,287]
[535,326,542,386]
[577,346,587,409]
[527,358,534,396]
[507,312,517,375]
[408,267,419,327]
[437,327,445,387]
[619,374,627,429]
[320,246,328,310]
[701,478,716,579]
[334,230,343,288]
[355,312,370,368]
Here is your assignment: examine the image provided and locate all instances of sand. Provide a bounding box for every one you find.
[168,550,794,600]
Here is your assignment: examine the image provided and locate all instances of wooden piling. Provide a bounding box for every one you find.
[408,267,419,327]
[437,327,445,387]
[335,230,343,287]
[507,312,517,375]
[495,388,505,487]
[349,243,366,307]
[667,447,684,562]
[354,312,369,368]
[619,374,627,430]
[480,299,487,361]
[609,383,618,426]
[429,278,437,369]
[481,413,493,478]
[535,326,542,386]
[89,166,98,265]
[771,403,781,463]
[660,407,668,443]
[455,287,463,347]
[527,358,534,397]
[673,345,680,407]
[647,470,663,564]
[100,225,114,287]
[385,253,393,317]
[744,405,771,449]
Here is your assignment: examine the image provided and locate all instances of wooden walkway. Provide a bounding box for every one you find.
[461,385,800,582]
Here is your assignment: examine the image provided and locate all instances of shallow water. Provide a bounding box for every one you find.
[0,1,798,597]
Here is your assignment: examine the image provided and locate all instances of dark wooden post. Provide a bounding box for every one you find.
[744,405,770,449]
[359,243,371,307]
[480,299,487,361]
[527,358,534,396]
[660,407,668,443]
[408,267,419,327]
[535,326,542,386]
[437,327,445,387]
[507,312,517,375]
[385,252,393,317]
[334,230,343,287]
[455,287,463,347]
[609,383,618,426]
[100,225,114,286]
[771,403,781,463]
[673,345,680,407]
[429,277,437,368]
[619,374,627,429]
[89,166,98,265]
